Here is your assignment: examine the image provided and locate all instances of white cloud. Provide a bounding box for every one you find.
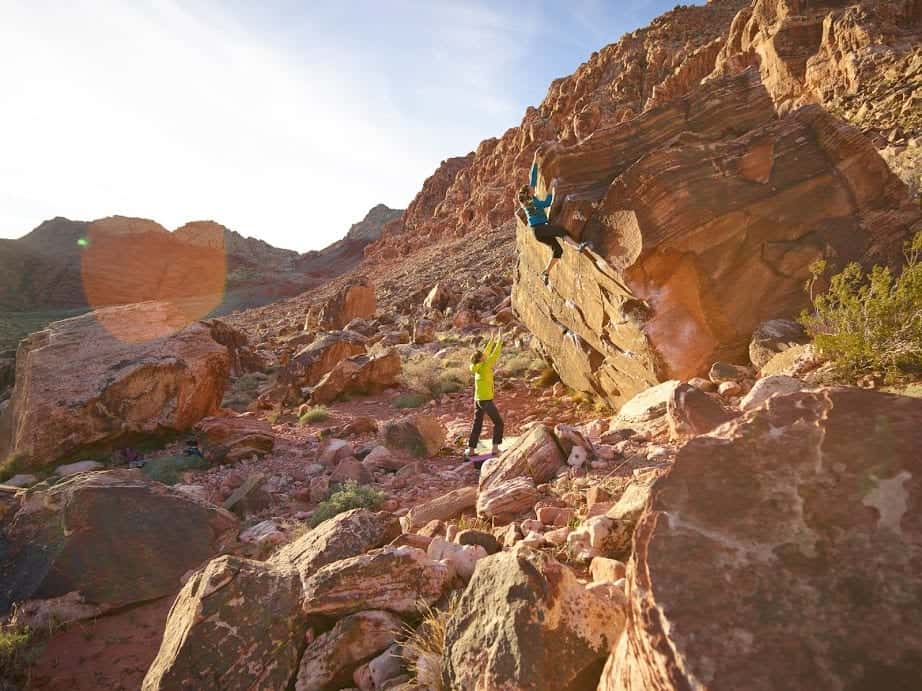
[0,0,521,251]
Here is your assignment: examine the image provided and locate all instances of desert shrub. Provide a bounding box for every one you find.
[309,480,383,527]
[401,595,460,691]
[394,392,431,409]
[455,514,492,533]
[141,453,208,485]
[503,352,545,378]
[299,405,330,425]
[534,366,559,387]
[0,626,33,683]
[402,356,468,398]
[800,232,922,379]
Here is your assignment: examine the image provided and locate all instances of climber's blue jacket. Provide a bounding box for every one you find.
[521,163,554,227]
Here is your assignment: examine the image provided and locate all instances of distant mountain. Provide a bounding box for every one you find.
[294,203,402,278]
[0,205,403,348]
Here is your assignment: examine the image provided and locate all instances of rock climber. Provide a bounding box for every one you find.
[515,152,589,286]
[465,329,505,460]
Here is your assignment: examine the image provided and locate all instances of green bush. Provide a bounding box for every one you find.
[141,453,208,485]
[402,357,467,398]
[0,626,33,683]
[309,480,383,527]
[299,405,330,425]
[394,392,431,409]
[800,232,922,379]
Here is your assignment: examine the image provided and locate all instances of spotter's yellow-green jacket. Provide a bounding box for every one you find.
[470,337,503,401]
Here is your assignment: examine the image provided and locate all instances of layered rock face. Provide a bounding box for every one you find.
[514,67,919,407]
[602,388,922,690]
[0,302,231,467]
[365,1,750,263]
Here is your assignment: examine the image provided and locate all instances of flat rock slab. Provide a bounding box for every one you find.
[605,388,922,690]
[0,469,238,615]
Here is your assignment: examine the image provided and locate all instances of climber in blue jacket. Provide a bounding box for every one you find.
[516,154,589,285]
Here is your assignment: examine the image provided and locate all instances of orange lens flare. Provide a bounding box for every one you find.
[80,219,227,343]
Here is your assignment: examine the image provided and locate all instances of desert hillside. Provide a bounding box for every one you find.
[1,1,921,690]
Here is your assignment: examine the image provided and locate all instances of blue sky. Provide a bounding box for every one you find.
[0,0,686,252]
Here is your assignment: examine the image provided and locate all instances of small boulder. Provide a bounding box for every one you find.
[317,278,376,330]
[708,361,752,384]
[749,319,809,369]
[667,382,735,438]
[302,546,450,618]
[413,319,437,345]
[740,375,803,411]
[53,460,105,477]
[330,457,374,486]
[609,380,681,437]
[311,349,401,405]
[270,509,400,589]
[382,414,446,457]
[479,425,564,493]
[295,610,403,691]
[423,283,455,312]
[477,476,538,524]
[319,439,354,466]
[427,536,487,582]
[195,416,274,464]
[400,486,477,532]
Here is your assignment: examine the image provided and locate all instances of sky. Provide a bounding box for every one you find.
[0,0,685,252]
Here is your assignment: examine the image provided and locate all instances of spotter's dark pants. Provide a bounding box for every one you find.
[468,399,504,450]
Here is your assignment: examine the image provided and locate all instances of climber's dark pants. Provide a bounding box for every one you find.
[468,400,504,450]
[533,223,567,258]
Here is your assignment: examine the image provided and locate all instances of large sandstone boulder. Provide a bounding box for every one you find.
[1,302,230,468]
[603,388,922,690]
[0,470,238,616]
[301,546,450,618]
[442,547,626,691]
[142,556,305,691]
[310,348,401,405]
[195,415,275,464]
[316,277,376,330]
[513,67,920,409]
[295,610,403,691]
[270,509,400,588]
[479,424,564,493]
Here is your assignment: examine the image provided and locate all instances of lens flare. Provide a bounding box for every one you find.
[80,218,227,343]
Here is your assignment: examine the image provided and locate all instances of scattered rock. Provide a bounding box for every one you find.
[739,375,803,412]
[423,283,455,312]
[456,529,501,555]
[382,414,446,457]
[443,547,626,691]
[666,382,734,438]
[311,349,401,405]
[301,546,450,617]
[590,557,626,584]
[296,610,403,691]
[319,439,355,466]
[708,362,751,384]
[330,457,374,485]
[195,416,275,464]
[477,476,538,524]
[400,486,477,532]
[239,520,286,546]
[427,536,488,582]
[478,424,564,493]
[53,460,105,477]
[412,319,437,345]
[222,472,271,517]
[3,474,37,488]
[749,319,809,369]
[316,277,376,330]
[609,381,681,437]
[286,330,368,390]
[270,509,400,588]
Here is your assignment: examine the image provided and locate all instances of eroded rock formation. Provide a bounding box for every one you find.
[514,68,919,407]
